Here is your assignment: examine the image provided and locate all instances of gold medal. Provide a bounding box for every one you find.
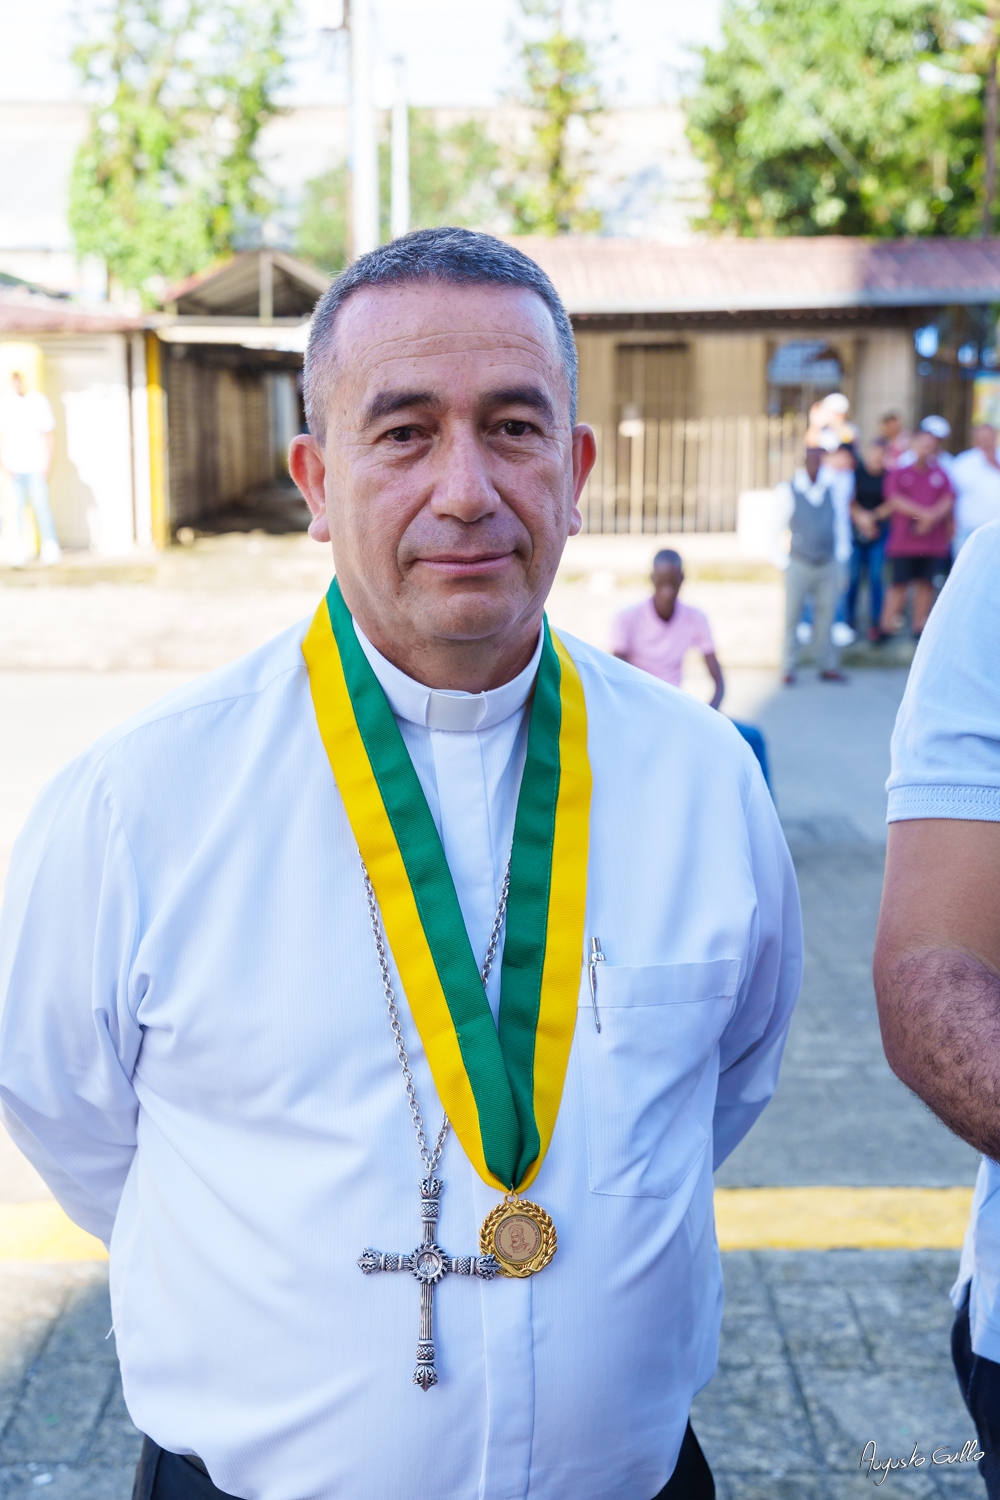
[479,1194,557,1278]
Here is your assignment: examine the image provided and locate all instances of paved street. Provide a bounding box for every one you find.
[0,539,986,1498]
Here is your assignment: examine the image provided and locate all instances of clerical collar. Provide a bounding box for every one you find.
[353,620,543,732]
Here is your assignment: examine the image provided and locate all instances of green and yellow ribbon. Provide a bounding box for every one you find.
[303,579,590,1193]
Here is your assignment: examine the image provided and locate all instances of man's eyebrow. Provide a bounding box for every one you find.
[484,386,555,424]
[362,389,441,426]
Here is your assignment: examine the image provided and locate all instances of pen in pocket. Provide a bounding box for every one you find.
[588,936,604,1032]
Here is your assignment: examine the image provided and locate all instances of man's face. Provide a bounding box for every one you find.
[881,415,901,442]
[913,430,937,462]
[11,372,24,396]
[651,563,683,620]
[290,282,595,676]
[805,447,823,481]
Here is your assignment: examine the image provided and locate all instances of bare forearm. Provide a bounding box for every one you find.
[876,945,1000,1159]
[704,652,724,710]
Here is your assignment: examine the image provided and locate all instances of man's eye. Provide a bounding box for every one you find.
[501,420,531,437]
[387,426,417,442]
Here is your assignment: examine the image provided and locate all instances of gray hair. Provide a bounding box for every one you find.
[303,227,578,441]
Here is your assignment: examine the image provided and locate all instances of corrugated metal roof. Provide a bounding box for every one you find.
[165,251,330,318]
[509,236,1000,314]
[0,286,140,334]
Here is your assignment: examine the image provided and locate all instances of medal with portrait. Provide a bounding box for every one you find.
[480,1196,557,1278]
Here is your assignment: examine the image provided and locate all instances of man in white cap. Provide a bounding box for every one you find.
[0,229,801,1500]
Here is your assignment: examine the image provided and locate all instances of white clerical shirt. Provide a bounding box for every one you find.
[0,615,801,1500]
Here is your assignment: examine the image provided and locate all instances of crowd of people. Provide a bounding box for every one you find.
[777,393,1000,684]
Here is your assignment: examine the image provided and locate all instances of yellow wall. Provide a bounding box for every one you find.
[0,342,44,391]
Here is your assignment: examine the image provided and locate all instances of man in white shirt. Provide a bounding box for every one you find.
[950,424,1000,554]
[774,447,853,684]
[875,520,1000,1499]
[0,369,61,565]
[0,229,802,1500]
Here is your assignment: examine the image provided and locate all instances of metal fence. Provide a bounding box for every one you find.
[579,413,808,533]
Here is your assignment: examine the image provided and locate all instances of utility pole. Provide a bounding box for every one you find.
[985,0,1000,237]
[350,0,379,256]
[390,56,410,240]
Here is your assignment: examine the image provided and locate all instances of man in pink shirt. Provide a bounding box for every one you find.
[610,550,724,708]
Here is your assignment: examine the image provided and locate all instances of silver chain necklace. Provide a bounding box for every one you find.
[357,857,511,1389]
[360,856,511,1173]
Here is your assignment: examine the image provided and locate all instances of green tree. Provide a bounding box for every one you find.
[502,0,603,235]
[297,162,348,276]
[685,0,988,237]
[69,0,291,303]
[395,113,501,236]
[296,112,501,273]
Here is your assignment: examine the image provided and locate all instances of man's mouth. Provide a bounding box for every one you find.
[415,552,515,575]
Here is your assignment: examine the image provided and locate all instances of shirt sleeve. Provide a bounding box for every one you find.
[712,761,803,1167]
[887,520,1000,823]
[0,753,143,1244]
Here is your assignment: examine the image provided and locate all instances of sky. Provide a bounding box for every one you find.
[2,0,722,110]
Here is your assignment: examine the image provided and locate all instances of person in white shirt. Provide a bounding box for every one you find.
[950,424,1000,554]
[0,230,802,1500]
[875,520,1000,1499]
[774,446,853,684]
[0,370,61,565]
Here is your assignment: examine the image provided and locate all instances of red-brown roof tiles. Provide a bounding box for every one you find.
[509,236,1000,314]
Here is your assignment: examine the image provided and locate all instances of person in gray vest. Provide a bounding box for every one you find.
[775,446,853,684]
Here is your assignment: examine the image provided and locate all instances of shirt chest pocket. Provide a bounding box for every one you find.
[578,959,740,1199]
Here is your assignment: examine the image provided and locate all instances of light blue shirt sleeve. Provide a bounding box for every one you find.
[887,519,1000,823]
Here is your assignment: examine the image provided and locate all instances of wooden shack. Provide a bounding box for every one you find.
[154,251,330,534]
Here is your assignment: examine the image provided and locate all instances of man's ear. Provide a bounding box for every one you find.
[289,435,331,543]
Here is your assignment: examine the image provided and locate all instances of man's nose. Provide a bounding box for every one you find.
[428,426,500,522]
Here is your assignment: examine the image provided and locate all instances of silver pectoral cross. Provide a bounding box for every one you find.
[358,1176,499,1390]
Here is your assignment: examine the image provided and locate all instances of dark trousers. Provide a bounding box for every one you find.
[132,1437,243,1500]
[134,1422,714,1499]
[953,1287,1000,1498]
[846,533,886,630]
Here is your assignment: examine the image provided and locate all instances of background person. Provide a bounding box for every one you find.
[950,423,1000,555]
[873,410,908,469]
[881,421,954,640]
[611,549,724,708]
[897,412,955,479]
[775,446,852,685]
[611,549,771,785]
[0,370,60,566]
[805,391,857,452]
[847,442,891,643]
[875,520,1000,1500]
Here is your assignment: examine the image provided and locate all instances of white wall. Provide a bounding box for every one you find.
[6,334,138,553]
